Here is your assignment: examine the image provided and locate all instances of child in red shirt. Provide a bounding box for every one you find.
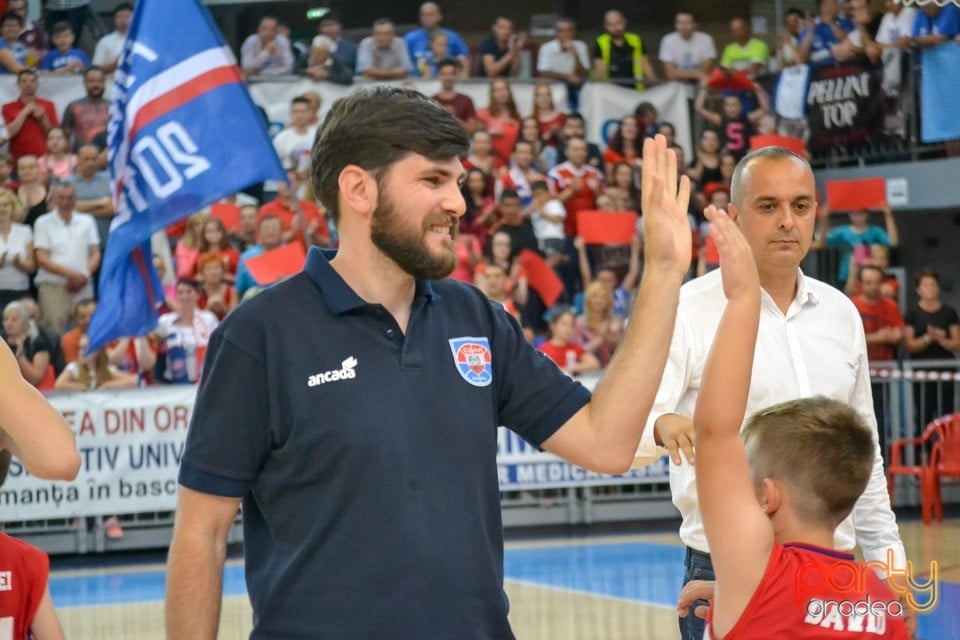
[686,206,909,640]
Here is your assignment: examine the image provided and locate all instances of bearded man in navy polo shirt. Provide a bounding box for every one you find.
[166,86,708,639]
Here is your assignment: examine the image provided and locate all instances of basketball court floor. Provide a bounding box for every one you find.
[49,518,959,639]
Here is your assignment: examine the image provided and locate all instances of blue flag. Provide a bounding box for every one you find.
[87,0,285,352]
[921,42,960,144]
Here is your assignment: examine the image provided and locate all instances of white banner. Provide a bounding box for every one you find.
[497,428,670,490]
[2,382,669,520]
[0,75,685,151]
[579,80,693,159]
[2,387,194,521]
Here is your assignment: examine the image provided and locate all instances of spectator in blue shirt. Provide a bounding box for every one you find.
[798,0,855,67]
[404,2,469,76]
[0,12,28,74]
[911,2,960,47]
[39,22,90,75]
[812,203,900,287]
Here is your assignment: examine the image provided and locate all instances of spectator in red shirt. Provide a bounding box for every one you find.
[197,217,240,281]
[2,69,58,161]
[547,136,604,238]
[477,78,521,166]
[852,264,904,362]
[602,114,641,179]
[537,305,600,376]
[258,171,330,247]
[431,58,479,134]
[196,251,237,321]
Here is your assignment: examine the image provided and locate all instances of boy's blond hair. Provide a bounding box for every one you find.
[742,396,874,528]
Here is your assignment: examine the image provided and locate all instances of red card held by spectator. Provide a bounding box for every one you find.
[826,178,886,211]
[706,68,756,92]
[577,210,638,245]
[750,134,805,156]
[210,202,241,232]
[518,249,564,308]
[245,242,307,286]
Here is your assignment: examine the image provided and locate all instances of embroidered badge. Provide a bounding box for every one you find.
[449,337,493,387]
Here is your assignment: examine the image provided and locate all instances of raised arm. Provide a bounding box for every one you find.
[693,205,772,638]
[882,204,899,247]
[541,135,691,473]
[0,341,80,480]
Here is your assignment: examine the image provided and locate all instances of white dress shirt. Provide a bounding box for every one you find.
[635,269,906,569]
[536,39,590,76]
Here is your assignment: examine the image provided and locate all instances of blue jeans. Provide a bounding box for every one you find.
[679,547,715,640]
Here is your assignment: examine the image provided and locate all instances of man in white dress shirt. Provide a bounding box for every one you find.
[91,2,131,74]
[633,146,907,640]
[33,181,100,334]
[536,17,590,109]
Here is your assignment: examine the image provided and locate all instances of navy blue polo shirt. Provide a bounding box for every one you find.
[179,247,591,639]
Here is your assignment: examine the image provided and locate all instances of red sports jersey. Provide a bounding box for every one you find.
[705,543,909,640]
[0,532,49,640]
[546,162,604,237]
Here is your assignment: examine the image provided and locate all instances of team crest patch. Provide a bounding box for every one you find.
[449,337,493,387]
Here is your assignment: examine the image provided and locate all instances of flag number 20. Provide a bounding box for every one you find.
[128,122,211,206]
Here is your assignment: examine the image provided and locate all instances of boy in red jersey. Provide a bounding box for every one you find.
[690,204,909,640]
[1,339,78,638]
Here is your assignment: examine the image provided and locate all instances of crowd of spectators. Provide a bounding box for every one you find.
[0,0,956,405]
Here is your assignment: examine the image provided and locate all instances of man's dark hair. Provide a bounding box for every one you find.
[512,139,533,153]
[258,213,281,229]
[566,112,585,125]
[786,8,805,20]
[373,18,394,29]
[436,57,458,73]
[84,65,105,79]
[914,267,940,288]
[113,2,134,14]
[16,68,37,82]
[176,277,201,291]
[634,101,657,118]
[311,86,469,224]
[291,95,311,108]
[51,21,73,36]
[531,180,549,192]
[0,11,23,28]
[500,188,520,202]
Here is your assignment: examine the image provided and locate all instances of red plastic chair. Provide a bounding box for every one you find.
[928,414,960,523]
[887,419,940,525]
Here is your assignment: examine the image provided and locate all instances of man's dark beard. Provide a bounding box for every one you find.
[370,194,457,280]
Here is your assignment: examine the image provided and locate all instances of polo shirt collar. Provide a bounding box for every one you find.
[304,247,438,316]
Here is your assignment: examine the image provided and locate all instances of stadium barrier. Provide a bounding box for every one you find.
[4,363,957,554]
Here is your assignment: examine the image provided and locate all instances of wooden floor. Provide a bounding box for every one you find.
[51,520,960,640]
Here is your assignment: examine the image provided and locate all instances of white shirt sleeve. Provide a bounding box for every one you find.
[846,311,908,571]
[544,200,566,219]
[86,215,101,248]
[703,33,717,60]
[536,41,555,72]
[33,217,51,251]
[574,41,591,70]
[633,307,696,467]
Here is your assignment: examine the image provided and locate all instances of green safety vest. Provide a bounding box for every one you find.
[596,32,645,91]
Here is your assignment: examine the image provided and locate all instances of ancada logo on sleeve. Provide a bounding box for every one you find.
[449,337,493,387]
